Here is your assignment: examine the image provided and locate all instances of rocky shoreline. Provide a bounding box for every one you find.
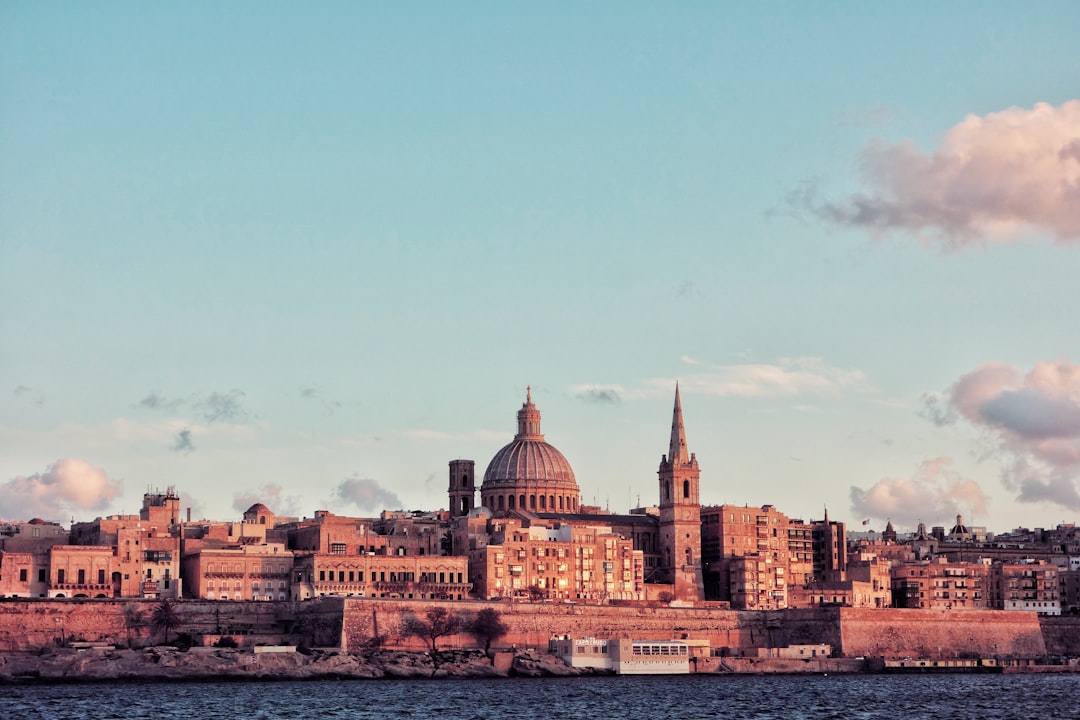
[0,646,600,684]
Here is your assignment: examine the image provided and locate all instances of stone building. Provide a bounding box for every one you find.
[890,558,991,610]
[282,509,466,600]
[0,519,69,598]
[466,516,643,601]
[181,542,294,601]
[66,488,182,599]
[451,386,695,603]
[991,560,1060,615]
[700,503,847,609]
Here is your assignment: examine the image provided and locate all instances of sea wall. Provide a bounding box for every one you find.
[0,598,341,652]
[1038,616,1080,656]
[0,598,1067,661]
[838,608,1047,658]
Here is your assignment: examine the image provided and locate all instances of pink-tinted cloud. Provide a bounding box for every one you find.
[821,101,1080,246]
[0,459,122,522]
[924,359,1080,511]
[850,456,988,529]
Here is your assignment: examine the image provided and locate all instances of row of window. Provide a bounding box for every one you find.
[488,494,579,512]
[316,570,464,584]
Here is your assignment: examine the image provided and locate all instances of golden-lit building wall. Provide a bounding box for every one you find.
[469,522,643,601]
[786,520,815,585]
[0,551,47,597]
[286,512,388,555]
[701,504,790,606]
[294,553,468,600]
[182,543,294,601]
[992,561,1061,615]
[727,554,787,609]
[47,545,115,598]
[890,560,990,610]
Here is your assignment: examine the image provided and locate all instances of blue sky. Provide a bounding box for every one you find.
[2,3,1079,533]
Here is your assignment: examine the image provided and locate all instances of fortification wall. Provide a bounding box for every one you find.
[838,608,1047,658]
[0,598,342,652]
[1038,616,1080,656]
[0,599,1060,660]
[340,600,842,653]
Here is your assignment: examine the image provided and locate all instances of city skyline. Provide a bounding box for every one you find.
[2,4,1079,532]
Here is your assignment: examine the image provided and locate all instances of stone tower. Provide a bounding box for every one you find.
[658,384,705,602]
[448,459,476,519]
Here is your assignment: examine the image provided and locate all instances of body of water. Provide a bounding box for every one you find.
[2,673,1078,720]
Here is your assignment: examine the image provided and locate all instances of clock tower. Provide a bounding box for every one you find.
[658,384,704,602]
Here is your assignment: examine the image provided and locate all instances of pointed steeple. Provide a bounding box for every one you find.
[669,382,689,464]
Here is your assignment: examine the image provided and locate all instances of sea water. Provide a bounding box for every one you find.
[2,672,1078,720]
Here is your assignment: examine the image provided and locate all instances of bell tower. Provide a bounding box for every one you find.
[658,384,704,602]
[448,459,476,519]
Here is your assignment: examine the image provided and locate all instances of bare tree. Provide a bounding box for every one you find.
[402,606,463,652]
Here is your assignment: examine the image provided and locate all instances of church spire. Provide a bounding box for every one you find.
[669,382,689,464]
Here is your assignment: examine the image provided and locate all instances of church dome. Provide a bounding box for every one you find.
[485,438,577,486]
[481,387,580,514]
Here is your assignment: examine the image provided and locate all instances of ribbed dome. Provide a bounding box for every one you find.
[484,437,577,486]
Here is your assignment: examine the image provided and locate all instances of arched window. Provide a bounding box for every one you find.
[683,480,690,499]
[498,495,504,510]
[549,495,555,510]
[530,495,537,509]
[539,495,546,510]
[520,494,526,509]
[462,475,469,487]
[508,494,516,509]
[558,496,563,510]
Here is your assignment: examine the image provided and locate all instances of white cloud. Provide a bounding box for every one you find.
[653,356,868,398]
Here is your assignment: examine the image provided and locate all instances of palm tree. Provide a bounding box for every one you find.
[151,599,180,645]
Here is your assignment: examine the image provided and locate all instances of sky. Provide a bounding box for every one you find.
[2,3,1079,534]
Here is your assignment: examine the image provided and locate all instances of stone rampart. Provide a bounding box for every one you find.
[838,608,1047,658]
[1038,616,1080,656]
[0,598,342,652]
[341,599,842,653]
[0,598,1062,661]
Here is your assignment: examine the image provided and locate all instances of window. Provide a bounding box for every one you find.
[98,569,106,585]
[39,569,46,582]
[330,543,346,555]
[19,568,27,582]
[57,569,65,584]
